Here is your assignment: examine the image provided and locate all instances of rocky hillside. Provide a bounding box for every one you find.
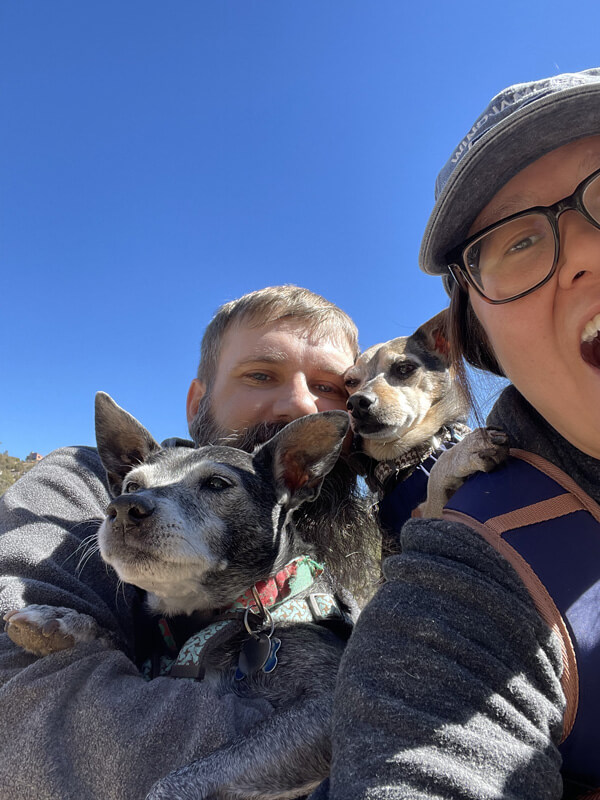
[0,452,37,496]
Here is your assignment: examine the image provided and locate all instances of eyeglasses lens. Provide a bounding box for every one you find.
[583,171,600,225]
[464,215,555,301]
[464,171,600,302]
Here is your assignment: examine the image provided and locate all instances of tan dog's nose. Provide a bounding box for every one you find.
[347,393,376,419]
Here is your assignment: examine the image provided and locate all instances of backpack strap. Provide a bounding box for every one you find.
[443,449,600,745]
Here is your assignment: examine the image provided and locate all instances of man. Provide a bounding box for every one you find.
[0,285,374,800]
[186,285,376,592]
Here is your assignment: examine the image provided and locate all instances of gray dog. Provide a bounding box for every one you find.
[5,393,359,800]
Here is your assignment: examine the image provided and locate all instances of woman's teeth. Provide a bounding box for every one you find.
[581,313,600,343]
[581,313,600,368]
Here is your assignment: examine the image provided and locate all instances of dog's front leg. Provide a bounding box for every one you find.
[417,427,509,518]
[146,695,332,800]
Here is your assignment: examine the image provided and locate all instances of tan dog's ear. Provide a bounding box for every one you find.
[412,308,450,362]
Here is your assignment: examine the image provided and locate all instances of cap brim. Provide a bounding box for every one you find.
[419,82,600,276]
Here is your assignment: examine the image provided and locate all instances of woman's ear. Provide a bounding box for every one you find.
[186,379,207,424]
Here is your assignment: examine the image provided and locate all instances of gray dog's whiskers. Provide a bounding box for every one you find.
[74,534,102,576]
[61,521,101,559]
[60,525,102,575]
[113,578,129,610]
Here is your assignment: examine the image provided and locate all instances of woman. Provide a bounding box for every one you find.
[314,68,600,800]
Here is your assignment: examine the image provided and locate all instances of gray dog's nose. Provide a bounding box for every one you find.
[347,393,375,417]
[107,493,155,524]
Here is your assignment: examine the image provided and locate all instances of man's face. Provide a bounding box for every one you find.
[187,318,354,446]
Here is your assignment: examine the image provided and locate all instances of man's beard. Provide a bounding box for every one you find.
[189,400,291,452]
[190,398,381,601]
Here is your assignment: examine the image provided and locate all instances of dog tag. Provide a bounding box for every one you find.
[262,637,281,674]
[235,633,272,680]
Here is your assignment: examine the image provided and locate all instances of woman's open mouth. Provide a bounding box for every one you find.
[581,313,600,369]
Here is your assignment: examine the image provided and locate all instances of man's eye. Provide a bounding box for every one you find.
[124,481,141,494]
[314,383,347,397]
[246,372,271,383]
[205,476,233,491]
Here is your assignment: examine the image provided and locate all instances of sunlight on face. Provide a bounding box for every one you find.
[193,318,354,436]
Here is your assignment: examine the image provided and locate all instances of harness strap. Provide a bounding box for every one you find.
[485,492,582,534]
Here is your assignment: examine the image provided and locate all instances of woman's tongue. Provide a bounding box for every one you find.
[581,331,600,368]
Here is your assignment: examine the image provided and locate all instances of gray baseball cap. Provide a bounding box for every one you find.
[419,68,600,282]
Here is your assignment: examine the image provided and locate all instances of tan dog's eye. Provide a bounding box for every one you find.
[344,377,360,389]
[391,361,417,379]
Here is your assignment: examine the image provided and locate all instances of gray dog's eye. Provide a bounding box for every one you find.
[205,476,233,491]
[124,481,141,494]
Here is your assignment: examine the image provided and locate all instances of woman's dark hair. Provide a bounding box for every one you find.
[447,279,505,410]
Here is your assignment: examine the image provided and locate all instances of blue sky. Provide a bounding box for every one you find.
[2,1,599,458]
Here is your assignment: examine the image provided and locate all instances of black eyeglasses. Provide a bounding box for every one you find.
[446,166,600,304]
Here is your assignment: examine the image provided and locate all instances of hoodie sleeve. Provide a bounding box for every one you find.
[0,447,273,800]
[318,516,566,800]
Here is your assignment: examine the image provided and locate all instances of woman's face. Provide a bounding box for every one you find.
[468,135,600,458]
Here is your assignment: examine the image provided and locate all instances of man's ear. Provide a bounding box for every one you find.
[95,392,161,496]
[254,411,350,510]
[411,308,451,364]
[186,379,207,424]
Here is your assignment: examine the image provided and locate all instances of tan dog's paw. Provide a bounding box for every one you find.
[418,427,509,518]
[3,605,101,657]
[453,426,510,478]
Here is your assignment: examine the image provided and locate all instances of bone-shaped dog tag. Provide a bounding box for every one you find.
[235,633,272,680]
[262,637,281,674]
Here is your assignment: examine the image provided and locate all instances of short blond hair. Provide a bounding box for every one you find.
[197,285,359,387]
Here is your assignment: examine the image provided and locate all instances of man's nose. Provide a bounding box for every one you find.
[272,376,319,420]
[556,210,600,289]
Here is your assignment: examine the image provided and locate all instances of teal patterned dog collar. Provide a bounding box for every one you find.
[157,556,344,680]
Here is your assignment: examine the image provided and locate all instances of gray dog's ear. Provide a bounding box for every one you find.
[254,411,349,509]
[411,308,451,363]
[95,392,161,496]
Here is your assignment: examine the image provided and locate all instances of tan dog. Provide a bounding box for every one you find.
[345,310,507,519]
[345,309,468,461]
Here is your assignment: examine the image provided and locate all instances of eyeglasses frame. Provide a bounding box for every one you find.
[446,166,600,304]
